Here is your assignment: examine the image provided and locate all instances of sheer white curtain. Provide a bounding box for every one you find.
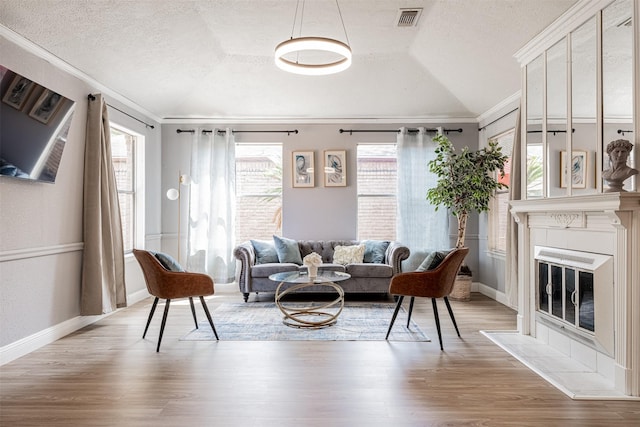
[186,128,236,283]
[396,127,449,268]
[505,110,521,309]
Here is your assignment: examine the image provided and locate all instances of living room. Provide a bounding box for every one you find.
[2,0,640,424]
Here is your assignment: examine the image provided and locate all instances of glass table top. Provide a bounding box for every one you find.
[269,270,351,284]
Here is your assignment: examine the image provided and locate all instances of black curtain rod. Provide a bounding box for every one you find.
[527,129,575,135]
[87,94,155,129]
[478,108,518,131]
[177,129,299,135]
[216,129,299,135]
[339,128,463,135]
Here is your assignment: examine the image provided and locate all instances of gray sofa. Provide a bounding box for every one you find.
[234,239,410,302]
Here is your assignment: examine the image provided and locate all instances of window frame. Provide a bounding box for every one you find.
[110,123,145,254]
[234,142,283,243]
[356,142,398,241]
[487,128,514,255]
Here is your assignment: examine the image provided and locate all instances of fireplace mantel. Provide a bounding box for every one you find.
[509,192,640,397]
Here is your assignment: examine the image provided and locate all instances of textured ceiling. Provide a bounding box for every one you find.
[0,0,578,121]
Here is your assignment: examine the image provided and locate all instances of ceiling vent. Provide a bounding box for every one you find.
[396,8,422,27]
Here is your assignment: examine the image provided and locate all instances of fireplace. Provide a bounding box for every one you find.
[534,246,613,356]
[509,193,640,397]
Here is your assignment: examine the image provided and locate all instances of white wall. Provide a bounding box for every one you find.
[0,36,161,354]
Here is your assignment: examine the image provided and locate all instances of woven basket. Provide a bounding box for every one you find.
[449,275,472,301]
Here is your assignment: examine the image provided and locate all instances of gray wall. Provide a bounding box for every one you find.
[161,122,481,277]
[0,37,161,348]
[477,101,520,299]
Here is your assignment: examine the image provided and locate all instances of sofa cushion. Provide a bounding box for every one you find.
[363,240,390,264]
[273,235,303,264]
[346,263,392,278]
[152,251,184,272]
[252,263,300,278]
[250,239,279,264]
[415,250,452,272]
[332,244,365,265]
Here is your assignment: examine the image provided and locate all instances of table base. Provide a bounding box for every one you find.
[275,281,345,328]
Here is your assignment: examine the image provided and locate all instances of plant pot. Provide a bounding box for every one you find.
[449,274,472,301]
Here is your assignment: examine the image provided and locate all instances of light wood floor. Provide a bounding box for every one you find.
[2,284,639,427]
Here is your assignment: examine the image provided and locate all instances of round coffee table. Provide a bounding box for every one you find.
[269,270,351,328]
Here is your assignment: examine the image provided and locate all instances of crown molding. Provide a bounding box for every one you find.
[514,0,614,66]
[476,91,521,126]
[161,116,479,126]
[0,24,162,124]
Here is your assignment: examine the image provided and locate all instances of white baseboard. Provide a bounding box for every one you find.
[475,282,511,308]
[1,289,150,366]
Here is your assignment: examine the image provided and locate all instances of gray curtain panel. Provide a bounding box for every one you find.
[81,93,127,315]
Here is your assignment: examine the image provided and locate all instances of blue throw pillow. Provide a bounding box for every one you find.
[152,251,185,272]
[273,235,303,265]
[250,239,279,264]
[415,250,451,272]
[363,240,390,264]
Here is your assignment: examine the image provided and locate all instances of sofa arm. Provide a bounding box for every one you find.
[234,241,255,295]
[385,242,410,274]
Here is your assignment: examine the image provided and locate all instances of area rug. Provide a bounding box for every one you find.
[181,302,429,342]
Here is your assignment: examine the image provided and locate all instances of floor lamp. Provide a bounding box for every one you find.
[166,171,190,264]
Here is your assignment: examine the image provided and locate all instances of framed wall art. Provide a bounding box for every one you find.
[2,74,35,110]
[29,89,63,124]
[560,150,587,188]
[292,150,314,187]
[324,150,346,187]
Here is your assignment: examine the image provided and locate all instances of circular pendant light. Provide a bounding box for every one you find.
[275,0,351,76]
[275,36,352,76]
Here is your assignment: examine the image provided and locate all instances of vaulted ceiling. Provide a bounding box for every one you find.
[0,0,578,121]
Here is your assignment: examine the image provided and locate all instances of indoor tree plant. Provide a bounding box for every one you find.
[426,133,509,299]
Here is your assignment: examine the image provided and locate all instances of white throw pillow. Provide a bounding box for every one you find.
[332,244,365,265]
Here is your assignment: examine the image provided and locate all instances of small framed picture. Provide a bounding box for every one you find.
[29,89,63,124]
[560,150,587,188]
[2,74,35,110]
[324,150,346,187]
[292,151,315,188]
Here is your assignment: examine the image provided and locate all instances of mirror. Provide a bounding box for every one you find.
[571,17,597,194]
[526,54,544,198]
[602,0,634,191]
[546,38,568,197]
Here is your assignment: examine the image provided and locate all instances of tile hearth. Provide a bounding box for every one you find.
[482,331,640,400]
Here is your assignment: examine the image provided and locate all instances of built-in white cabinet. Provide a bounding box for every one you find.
[516,0,637,198]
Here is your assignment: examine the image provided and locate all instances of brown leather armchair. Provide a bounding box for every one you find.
[133,249,219,351]
[385,247,469,350]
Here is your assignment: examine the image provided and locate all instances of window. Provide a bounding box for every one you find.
[488,129,514,253]
[110,125,143,253]
[357,143,397,240]
[235,143,282,243]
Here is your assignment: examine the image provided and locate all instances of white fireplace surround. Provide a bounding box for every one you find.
[510,193,640,398]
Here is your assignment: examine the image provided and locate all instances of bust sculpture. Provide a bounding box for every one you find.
[602,139,638,192]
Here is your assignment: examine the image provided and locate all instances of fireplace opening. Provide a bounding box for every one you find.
[534,246,614,356]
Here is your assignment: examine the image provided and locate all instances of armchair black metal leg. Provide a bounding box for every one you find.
[200,296,219,340]
[406,297,415,328]
[143,297,159,339]
[189,297,198,329]
[385,296,404,340]
[156,299,171,352]
[432,298,443,351]
[443,297,461,337]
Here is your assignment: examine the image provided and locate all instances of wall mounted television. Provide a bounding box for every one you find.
[0,65,76,183]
